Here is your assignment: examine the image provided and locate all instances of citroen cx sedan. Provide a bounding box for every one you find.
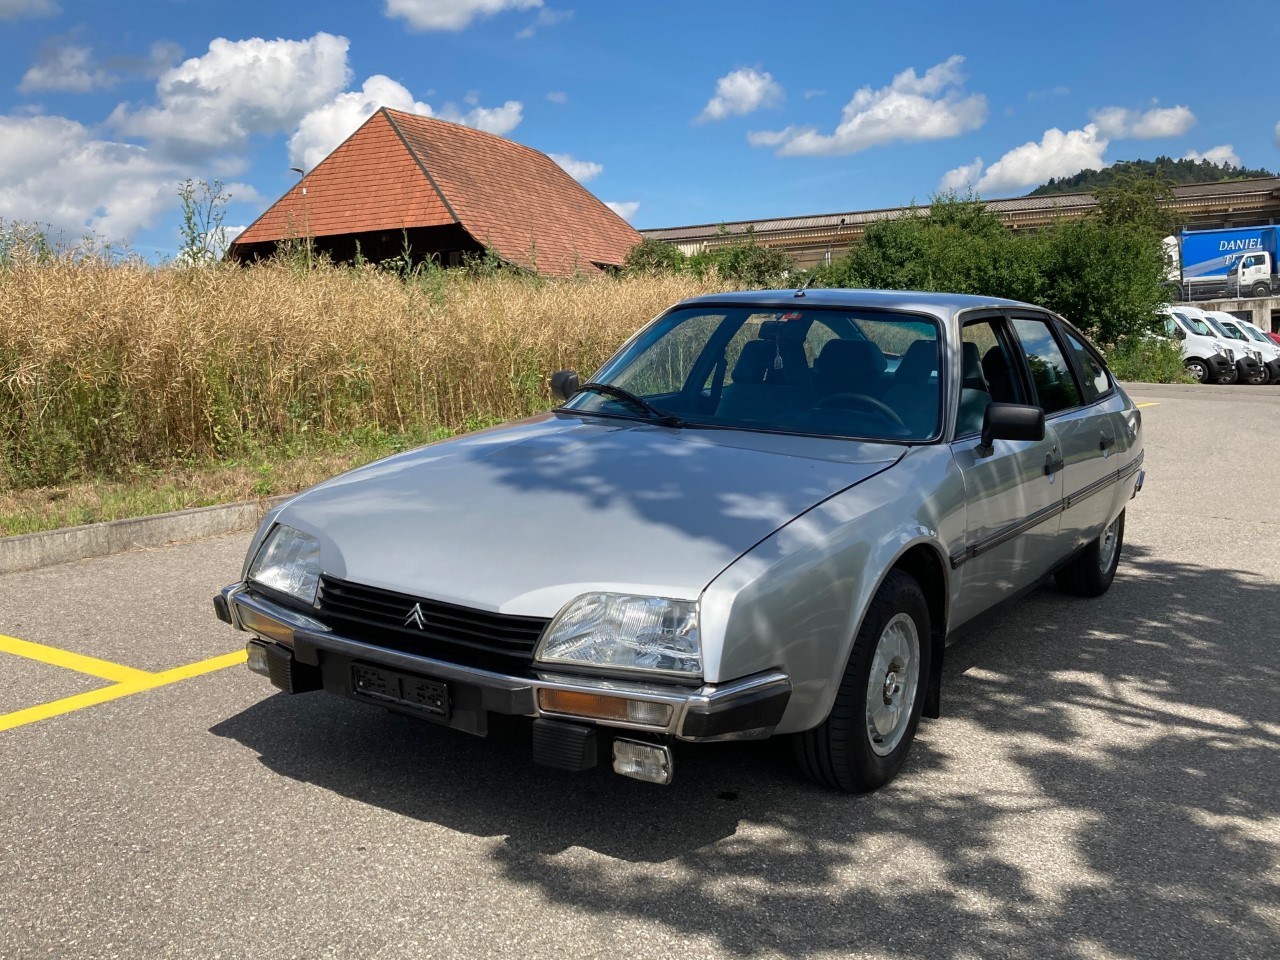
[215,290,1145,792]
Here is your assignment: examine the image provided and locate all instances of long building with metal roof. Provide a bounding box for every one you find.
[641,177,1280,269]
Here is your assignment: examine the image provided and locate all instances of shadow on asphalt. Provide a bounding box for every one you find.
[211,546,1279,959]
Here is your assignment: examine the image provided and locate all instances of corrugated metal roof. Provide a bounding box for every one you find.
[642,177,1280,241]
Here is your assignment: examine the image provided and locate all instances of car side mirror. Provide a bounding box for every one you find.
[1174,326,1186,340]
[977,403,1045,456]
[549,370,581,402]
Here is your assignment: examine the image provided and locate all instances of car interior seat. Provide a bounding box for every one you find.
[880,339,940,437]
[957,341,994,437]
[813,339,889,401]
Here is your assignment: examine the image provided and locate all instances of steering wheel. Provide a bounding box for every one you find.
[813,392,907,429]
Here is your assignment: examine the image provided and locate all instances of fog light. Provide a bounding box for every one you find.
[537,689,673,727]
[246,641,271,677]
[612,738,673,785]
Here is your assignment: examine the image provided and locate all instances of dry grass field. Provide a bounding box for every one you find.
[0,262,725,532]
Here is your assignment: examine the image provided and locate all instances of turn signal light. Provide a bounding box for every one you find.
[537,689,673,727]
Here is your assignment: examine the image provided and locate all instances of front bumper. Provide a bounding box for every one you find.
[1265,358,1280,382]
[1235,356,1263,382]
[216,583,791,744]
[1206,354,1235,381]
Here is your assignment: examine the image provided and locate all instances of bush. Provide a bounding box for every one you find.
[1104,336,1192,384]
[806,193,1171,344]
[623,230,795,288]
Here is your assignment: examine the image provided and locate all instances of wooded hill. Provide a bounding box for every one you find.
[1030,157,1276,195]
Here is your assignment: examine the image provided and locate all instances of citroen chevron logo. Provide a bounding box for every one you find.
[404,603,429,630]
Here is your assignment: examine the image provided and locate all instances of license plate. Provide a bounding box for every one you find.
[351,663,450,721]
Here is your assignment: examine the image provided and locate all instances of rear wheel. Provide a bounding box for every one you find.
[1185,358,1210,383]
[793,570,931,792]
[1056,510,1125,598]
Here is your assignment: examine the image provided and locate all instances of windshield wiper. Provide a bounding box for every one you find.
[574,382,684,427]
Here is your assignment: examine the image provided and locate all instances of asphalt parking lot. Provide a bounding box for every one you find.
[1,383,1277,960]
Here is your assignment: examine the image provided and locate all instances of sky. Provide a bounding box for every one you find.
[1,0,1278,260]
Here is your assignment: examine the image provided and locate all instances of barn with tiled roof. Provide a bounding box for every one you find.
[229,108,641,277]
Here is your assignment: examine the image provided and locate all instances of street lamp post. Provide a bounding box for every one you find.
[290,166,312,269]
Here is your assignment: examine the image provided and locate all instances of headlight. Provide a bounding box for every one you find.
[536,593,701,677]
[247,524,321,605]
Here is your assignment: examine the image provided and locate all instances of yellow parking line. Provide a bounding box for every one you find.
[1136,402,1160,408]
[0,633,152,684]
[0,649,247,734]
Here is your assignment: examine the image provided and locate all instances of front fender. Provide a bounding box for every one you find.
[699,445,965,733]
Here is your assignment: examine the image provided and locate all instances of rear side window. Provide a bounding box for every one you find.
[1060,327,1111,404]
[1011,317,1081,414]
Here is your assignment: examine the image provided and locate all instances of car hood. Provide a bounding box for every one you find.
[276,413,902,616]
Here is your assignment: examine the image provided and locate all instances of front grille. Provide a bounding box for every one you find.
[316,575,549,672]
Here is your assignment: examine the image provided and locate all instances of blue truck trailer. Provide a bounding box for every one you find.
[1171,225,1280,299]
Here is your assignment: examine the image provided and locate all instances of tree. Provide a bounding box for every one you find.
[1094,171,1175,238]
[177,179,233,266]
[803,193,1168,343]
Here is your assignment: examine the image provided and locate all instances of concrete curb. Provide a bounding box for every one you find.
[0,496,290,575]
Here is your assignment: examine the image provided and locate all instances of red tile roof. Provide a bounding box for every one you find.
[232,108,641,277]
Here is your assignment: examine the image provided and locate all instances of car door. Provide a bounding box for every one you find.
[948,313,1065,629]
[1007,313,1118,552]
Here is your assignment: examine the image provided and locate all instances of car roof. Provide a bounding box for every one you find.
[674,288,1044,321]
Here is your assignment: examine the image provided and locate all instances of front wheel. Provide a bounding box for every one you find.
[1251,282,1270,298]
[1185,359,1210,383]
[793,570,931,792]
[1056,510,1125,597]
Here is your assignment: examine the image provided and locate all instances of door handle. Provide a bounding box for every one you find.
[1099,434,1115,451]
[1044,456,1064,476]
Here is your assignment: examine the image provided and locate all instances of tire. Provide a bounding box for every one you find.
[1185,358,1210,383]
[1056,510,1125,598]
[1251,282,1270,298]
[793,570,931,792]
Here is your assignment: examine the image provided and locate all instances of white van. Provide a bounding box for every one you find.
[1159,307,1238,384]
[1208,311,1280,384]
[1187,307,1268,385]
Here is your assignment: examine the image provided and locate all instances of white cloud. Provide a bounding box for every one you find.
[515,6,571,39]
[745,127,797,148]
[439,99,522,135]
[110,33,352,161]
[752,55,987,156]
[0,0,60,19]
[697,67,783,122]
[1091,104,1195,139]
[974,123,1109,193]
[385,0,541,31]
[20,44,115,93]
[289,75,523,169]
[0,114,179,241]
[605,200,639,220]
[289,74,431,169]
[549,153,602,182]
[1184,144,1241,167]
[546,90,567,104]
[939,157,984,192]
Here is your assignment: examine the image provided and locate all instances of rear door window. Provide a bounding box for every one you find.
[1059,326,1112,404]
[1010,317,1081,415]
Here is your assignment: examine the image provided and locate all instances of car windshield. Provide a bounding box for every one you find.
[1240,324,1270,344]
[563,305,944,441]
[1174,312,1214,337]
[1204,315,1243,339]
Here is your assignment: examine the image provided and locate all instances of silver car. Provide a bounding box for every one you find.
[215,289,1145,792]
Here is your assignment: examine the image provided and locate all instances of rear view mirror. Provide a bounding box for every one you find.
[549,370,581,402]
[979,403,1045,454]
